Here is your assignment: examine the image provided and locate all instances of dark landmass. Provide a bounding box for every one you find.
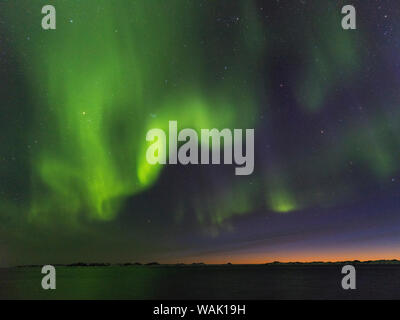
[67,262,111,267]
[14,259,400,268]
[264,259,400,266]
[119,262,142,266]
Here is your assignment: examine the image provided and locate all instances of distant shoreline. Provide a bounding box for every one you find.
[12,259,400,268]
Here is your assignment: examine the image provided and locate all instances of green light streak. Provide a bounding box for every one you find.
[3,1,266,223]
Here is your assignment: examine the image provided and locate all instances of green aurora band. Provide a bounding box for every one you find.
[2,1,265,224]
[1,0,399,234]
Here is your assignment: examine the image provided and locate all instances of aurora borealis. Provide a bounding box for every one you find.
[1,0,400,266]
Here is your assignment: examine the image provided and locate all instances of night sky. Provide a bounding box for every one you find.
[1,0,400,267]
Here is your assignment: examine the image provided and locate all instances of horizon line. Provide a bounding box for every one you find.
[11,258,400,268]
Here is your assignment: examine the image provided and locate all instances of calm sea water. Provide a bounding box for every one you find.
[0,265,399,299]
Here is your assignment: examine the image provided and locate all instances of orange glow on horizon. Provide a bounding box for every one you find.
[163,248,400,264]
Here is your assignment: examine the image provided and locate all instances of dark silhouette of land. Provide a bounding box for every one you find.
[14,259,400,268]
